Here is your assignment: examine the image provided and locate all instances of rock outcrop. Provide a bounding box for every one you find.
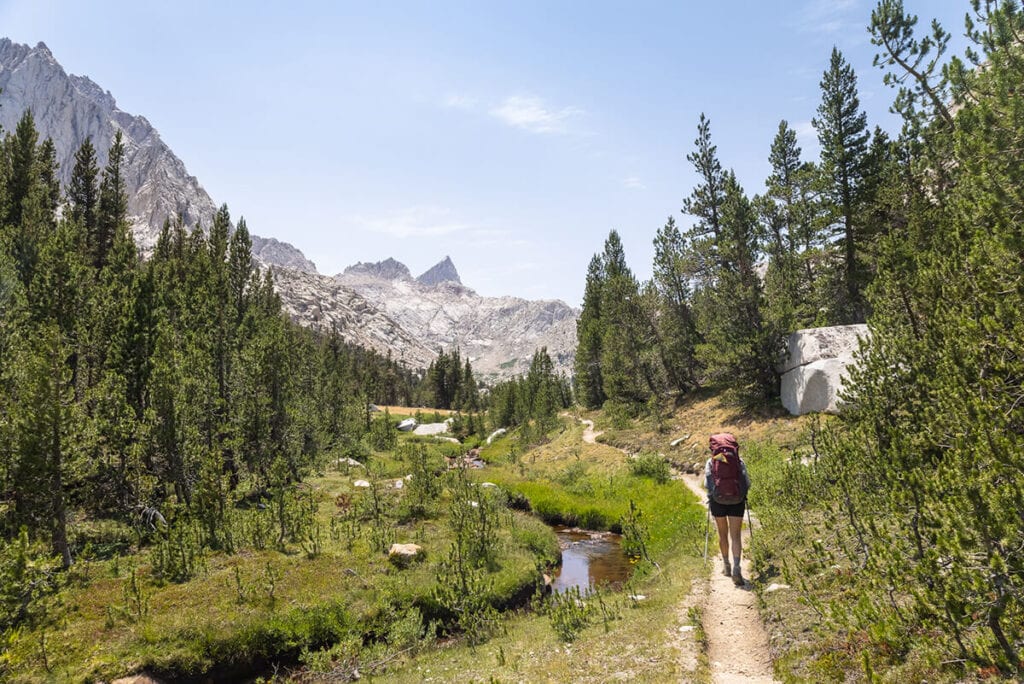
[416,256,461,286]
[269,266,437,369]
[0,38,313,272]
[779,325,870,415]
[342,258,412,281]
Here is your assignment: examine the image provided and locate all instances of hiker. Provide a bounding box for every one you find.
[704,432,750,586]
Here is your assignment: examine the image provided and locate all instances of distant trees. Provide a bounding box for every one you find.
[488,347,572,437]
[420,347,479,411]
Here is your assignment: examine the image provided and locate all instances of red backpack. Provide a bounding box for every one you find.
[710,433,745,505]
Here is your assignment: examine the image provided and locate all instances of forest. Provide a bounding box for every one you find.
[573,0,1023,677]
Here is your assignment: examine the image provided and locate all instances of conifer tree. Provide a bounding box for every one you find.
[598,231,654,407]
[814,47,871,323]
[651,216,701,394]
[760,120,823,330]
[95,130,128,269]
[681,114,726,279]
[573,254,606,409]
[68,137,100,256]
[813,3,1024,673]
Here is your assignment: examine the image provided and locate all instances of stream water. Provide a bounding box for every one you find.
[550,526,632,594]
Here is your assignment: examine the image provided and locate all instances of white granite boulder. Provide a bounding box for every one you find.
[779,325,870,415]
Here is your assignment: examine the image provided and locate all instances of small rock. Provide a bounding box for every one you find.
[629,594,646,601]
[388,543,425,567]
[678,625,694,633]
[338,457,364,467]
[353,479,371,488]
[393,479,404,489]
[670,434,690,447]
[480,482,498,488]
[765,583,791,592]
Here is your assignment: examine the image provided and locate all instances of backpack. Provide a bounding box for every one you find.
[709,433,745,505]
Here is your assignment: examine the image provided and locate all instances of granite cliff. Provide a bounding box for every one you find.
[0,39,315,272]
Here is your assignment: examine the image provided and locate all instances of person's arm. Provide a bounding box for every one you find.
[703,458,713,497]
[740,458,751,495]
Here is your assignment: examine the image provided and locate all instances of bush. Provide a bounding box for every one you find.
[628,452,671,484]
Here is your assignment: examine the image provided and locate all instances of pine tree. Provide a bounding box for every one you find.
[813,47,871,323]
[95,130,129,269]
[573,254,606,409]
[598,231,654,408]
[651,216,701,394]
[681,113,727,279]
[760,120,823,331]
[68,138,100,258]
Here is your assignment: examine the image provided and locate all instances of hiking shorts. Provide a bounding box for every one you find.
[709,498,745,518]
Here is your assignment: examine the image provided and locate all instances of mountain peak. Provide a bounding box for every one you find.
[417,256,461,286]
[343,258,412,281]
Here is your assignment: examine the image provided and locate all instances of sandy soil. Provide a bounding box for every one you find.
[682,474,777,683]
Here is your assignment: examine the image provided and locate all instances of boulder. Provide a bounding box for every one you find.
[396,418,417,431]
[388,543,425,567]
[413,422,449,436]
[486,428,507,444]
[779,325,870,415]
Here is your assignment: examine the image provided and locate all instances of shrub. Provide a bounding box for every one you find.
[628,452,671,484]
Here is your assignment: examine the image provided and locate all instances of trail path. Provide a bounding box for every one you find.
[681,474,776,683]
[580,418,603,444]
[572,416,775,681]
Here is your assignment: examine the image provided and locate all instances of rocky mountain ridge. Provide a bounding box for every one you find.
[331,258,577,380]
[0,39,315,273]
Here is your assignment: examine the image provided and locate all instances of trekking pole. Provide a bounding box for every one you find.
[746,506,754,541]
[703,507,710,568]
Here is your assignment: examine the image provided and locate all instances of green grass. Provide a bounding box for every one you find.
[1,443,558,682]
[7,403,777,682]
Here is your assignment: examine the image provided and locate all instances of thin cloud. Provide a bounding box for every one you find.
[794,120,817,142]
[489,95,584,134]
[622,176,647,190]
[354,206,471,239]
[794,0,861,35]
[442,93,478,111]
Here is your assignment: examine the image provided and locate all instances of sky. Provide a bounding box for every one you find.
[0,0,969,306]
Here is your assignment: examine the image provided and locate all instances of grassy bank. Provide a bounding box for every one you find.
[1,438,558,682]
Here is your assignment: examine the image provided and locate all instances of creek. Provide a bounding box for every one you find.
[550,525,632,594]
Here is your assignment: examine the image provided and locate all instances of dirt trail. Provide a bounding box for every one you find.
[681,474,776,683]
[580,419,603,444]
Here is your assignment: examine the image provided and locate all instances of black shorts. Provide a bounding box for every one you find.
[709,498,745,518]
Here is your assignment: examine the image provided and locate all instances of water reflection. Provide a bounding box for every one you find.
[550,526,632,594]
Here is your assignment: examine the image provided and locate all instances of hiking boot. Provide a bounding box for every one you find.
[732,566,744,586]
[722,560,731,577]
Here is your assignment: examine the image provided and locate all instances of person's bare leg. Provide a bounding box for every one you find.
[727,515,744,584]
[715,516,730,575]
